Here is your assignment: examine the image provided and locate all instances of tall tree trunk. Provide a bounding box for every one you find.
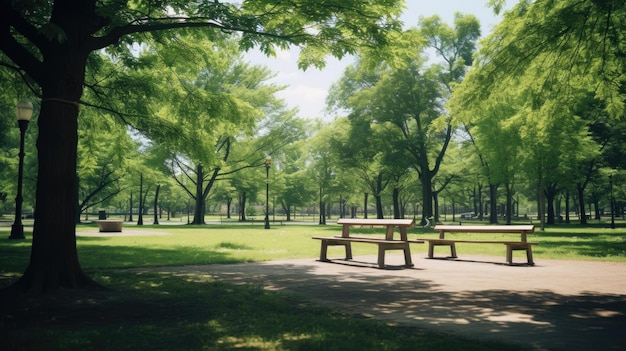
[565,191,571,223]
[153,184,160,225]
[489,183,498,224]
[577,183,588,225]
[477,183,484,220]
[545,185,557,225]
[137,174,144,225]
[226,197,232,219]
[363,192,368,219]
[239,192,247,222]
[319,186,326,224]
[392,187,400,219]
[285,205,291,221]
[14,55,95,291]
[420,172,433,225]
[375,194,384,219]
[433,191,440,223]
[192,164,205,224]
[505,183,514,225]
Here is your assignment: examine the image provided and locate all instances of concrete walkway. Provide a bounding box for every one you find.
[152,254,626,351]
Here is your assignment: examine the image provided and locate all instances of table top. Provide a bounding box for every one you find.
[337,218,414,226]
[434,225,534,233]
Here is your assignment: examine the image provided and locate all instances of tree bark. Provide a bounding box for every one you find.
[137,174,144,225]
[153,184,160,225]
[192,164,205,224]
[392,186,400,219]
[577,183,588,225]
[363,192,368,218]
[489,183,498,224]
[13,59,96,292]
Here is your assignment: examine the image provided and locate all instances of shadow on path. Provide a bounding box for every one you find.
[146,255,626,351]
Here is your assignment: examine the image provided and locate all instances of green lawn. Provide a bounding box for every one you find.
[1,220,624,350]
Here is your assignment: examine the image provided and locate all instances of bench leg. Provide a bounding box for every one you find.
[506,244,534,266]
[403,246,414,268]
[377,244,414,268]
[428,242,457,258]
[319,240,353,262]
[526,247,534,266]
[345,242,353,260]
[377,246,386,268]
[319,241,330,261]
[506,245,513,264]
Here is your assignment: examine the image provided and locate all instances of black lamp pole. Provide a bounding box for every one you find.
[264,157,271,230]
[9,100,33,240]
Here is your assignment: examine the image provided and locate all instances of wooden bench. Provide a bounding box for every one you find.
[97,219,123,232]
[312,218,423,268]
[420,225,537,265]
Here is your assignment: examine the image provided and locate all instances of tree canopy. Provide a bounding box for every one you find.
[0,0,405,293]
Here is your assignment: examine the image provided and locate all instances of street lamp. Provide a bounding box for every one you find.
[9,99,33,240]
[264,157,271,229]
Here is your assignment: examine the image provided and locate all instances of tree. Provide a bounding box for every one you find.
[75,110,137,222]
[328,15,480,223]
[0,0,404,293]
[450,0,625,227]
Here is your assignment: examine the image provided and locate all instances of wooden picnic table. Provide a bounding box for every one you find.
[312,218,423,268]
[420,224,537,265]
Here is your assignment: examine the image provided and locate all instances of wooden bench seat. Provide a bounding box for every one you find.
[420,225,537,265]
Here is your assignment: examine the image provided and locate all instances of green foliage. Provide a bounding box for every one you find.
[469,0,626,118]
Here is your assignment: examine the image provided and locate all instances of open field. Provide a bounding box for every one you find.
[1,220,625,350]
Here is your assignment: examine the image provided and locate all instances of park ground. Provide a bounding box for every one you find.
[1,223,625,350]
[149,253,626,351]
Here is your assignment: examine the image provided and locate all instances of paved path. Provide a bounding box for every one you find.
[151,254,626,351]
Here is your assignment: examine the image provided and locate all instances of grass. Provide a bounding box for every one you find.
[1,219,625,350]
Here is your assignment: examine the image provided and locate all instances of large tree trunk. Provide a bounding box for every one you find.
[420,172,434,225]
[192,164,206,224]
[13,58,95,292]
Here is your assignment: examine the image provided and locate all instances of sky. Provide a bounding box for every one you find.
[248,1,511,120]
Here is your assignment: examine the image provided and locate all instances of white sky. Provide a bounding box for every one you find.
[247,1,511,120]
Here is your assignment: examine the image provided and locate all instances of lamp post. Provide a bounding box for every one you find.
[610,174,615,229]
[9,99,33,240]
[264,157,271,229]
